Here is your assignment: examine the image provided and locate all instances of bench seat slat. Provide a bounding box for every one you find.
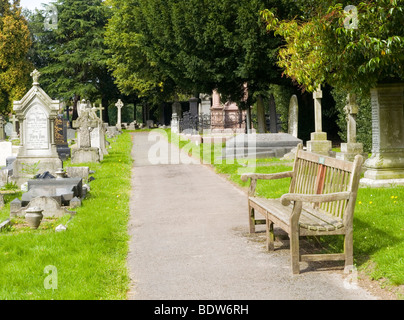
[249,197,344,232]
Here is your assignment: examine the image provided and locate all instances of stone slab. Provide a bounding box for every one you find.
[360,178,404,188]
[223,133,302,159]
[21,177,83,207]
[66,167,90,181]
[71,148,100,164]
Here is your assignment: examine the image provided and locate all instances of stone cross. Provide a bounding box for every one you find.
[10,114,19,140]
[313,85,323,133]
[344,94,359,144]
[97,103,105,122]
[30,69,41,86]
[115,99,124,130]
[72,110,98,148]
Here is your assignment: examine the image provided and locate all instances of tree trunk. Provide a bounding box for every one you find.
[246,107,252,133]
[256,94,267,133]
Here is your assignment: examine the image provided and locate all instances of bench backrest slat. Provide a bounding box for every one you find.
[290,145,357,220]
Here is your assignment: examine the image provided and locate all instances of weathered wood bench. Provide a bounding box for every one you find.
[241,144,364,274]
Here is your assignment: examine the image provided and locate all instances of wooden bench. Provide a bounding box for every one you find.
[241,144,364,274]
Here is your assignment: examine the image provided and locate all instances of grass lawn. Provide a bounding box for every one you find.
[0,132,132,300]
[166,129,404,295]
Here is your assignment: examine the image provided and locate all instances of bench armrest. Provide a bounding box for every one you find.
[241,171,293,182]
[280,192,351,206]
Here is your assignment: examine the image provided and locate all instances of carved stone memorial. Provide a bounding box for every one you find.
[12,70,62,185]
[363,83,404,182]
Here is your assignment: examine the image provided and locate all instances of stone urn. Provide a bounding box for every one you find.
[25,207,44,230]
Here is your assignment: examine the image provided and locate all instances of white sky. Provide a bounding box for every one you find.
[20,0,53,12]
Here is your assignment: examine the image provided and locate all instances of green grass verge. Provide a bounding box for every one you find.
[0,132,132,300]
[166,129,404,290]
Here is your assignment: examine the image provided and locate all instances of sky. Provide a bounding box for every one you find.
[20,0,53,12]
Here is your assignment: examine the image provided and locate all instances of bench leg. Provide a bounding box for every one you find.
[266,217,275,251]
[290,202,302,274]
[290,227,300,274]
[249,205,255,234]
[344,228,354,268]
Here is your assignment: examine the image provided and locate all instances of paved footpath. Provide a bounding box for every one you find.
[127,131,378,300]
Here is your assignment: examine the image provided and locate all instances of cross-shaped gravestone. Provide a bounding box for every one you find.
[30,69,41,86]
[10,114,19,140]
[313,85,323,133]
[97,103,105,122]
[344,94,359,144]
[72,110,98,148]
[306,85,332,156]
[115,99,124,130]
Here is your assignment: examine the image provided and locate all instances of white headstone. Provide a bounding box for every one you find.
[4,123,13,138]
[0,141,12,167]
[12,69,62,183]
[115,99,124,131]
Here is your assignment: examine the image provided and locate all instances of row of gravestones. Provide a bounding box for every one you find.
[0,70,122,230]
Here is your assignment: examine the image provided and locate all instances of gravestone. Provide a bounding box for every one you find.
[12,70,62,185]
[54,114,71,160]
[146,120,154,129]
[71,106,100,164]
[172,100,182,118]
[67,128,76,140]
[189,97,199,117]
[0,116,5,140]
[171,113,179,134]
[288,95,299,138]
[4,123,13,138]
[362,83,404,182]
[306,85,333,156]
[66,166,89,181]
[97,103,105,122]
[210,90,225,129]
[336,94,367,162]
[0,142,12,168]
[268,95,278,134]
[89,104,108,161]
[200,94,212,115]
[10,114,19,140]
[115,99,124,131]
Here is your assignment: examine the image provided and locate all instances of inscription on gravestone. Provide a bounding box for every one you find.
[26,105,49,150]
[371,91,380,153]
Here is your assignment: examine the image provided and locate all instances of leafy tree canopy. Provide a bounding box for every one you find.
[0,0,32,115]
[106,0,299,109]
[262,0,404,93]
[28,0,118,106]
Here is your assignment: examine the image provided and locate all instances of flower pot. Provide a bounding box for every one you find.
[25,207,44,230]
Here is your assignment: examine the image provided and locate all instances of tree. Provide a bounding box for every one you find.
[0,0,32,115]
[105,0,175,100]
[28,0,119,123]
[261,0,404,93]
[106,0,298,132]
